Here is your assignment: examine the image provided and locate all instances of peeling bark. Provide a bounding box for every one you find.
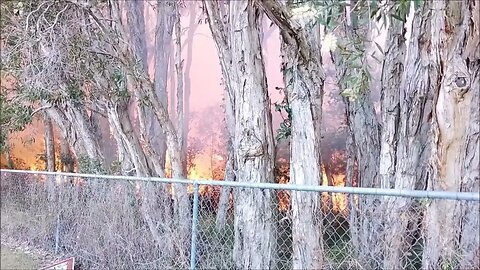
[424,1,480,268]
[204,1,277,268]
[257,1,326,267]
[381,2,434,268]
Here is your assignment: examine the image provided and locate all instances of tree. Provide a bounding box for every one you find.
[205,1,277,268]
[1,0,192,265]
[257,1,326,268]
[326,0,479,268]
[203,0,238,232]
[422,1,479,268]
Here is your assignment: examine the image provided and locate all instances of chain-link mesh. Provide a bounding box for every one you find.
[1,171,479,270]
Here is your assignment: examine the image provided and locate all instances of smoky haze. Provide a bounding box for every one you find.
[4,3,356,177]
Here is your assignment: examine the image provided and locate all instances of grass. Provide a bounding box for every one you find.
[1,245,37,270]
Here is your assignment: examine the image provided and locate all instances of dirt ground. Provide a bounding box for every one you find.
[1,245,38,270]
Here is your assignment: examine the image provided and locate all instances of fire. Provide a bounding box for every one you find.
[322,165,348,215]
[277,165,348,214]
[331,174,347,213]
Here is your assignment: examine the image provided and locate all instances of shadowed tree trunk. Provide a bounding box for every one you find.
[3,139,14,169]
[43,110,56,172]
[203,0,237,232]
[329,2,383,267]
[43,110,56,199]
[182,2,199,175]
[150,0,176,171]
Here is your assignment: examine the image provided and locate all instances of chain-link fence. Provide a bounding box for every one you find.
[1,170,479,270]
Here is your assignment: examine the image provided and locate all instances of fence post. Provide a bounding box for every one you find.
[190,182,200,270]
[54,213,60,255]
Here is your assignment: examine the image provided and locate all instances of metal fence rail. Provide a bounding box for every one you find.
[2,169,479,201]
[1,169,479,270]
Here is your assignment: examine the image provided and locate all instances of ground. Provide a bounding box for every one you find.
[1,245,38,270]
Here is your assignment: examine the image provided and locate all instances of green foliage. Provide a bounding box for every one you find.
[112,68,130,100]
[77,155,106,174]
[274,95,292,141]
[274,86,292,141]
[295,0,416,101]
[0,91,33,152]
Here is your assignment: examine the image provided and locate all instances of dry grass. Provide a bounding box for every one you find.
[1,245,37,270]
[0,172,192,269]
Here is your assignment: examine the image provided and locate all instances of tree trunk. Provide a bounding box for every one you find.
[59,137,74,173]
[43,110,56,172]
[203,0,238,233]
[381,2,433,268]
[106,99,151,176]
[46,104,103,169]
[228,1,277,268]
[3,138,14,169]
[183,2,198,177]
[257,1,326,268]
[423,1,480,269]
[43,110,56,201]
[328,2,383,267]
[174,8,187,175]
[126,0,148,71]
[215,142,234,230]
[150,0,176,171]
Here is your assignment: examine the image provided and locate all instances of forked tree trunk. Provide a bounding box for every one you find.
[47,104,104,168]
[423,1,480,269]
[257,1,327,267]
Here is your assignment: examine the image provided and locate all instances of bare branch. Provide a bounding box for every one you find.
[31,105,53,116]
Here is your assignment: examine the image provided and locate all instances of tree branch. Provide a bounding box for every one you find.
[31,105,53,116]
[255,0,310,61]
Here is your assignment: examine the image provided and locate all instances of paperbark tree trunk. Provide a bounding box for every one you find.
[46,104,104,168]
[205,1,277,268]
[381,2,433,268]
[423,1,480,269]
[257,1,326,268]
[150,0,176,170]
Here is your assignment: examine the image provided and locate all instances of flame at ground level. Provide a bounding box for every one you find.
[278,166,348,214]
